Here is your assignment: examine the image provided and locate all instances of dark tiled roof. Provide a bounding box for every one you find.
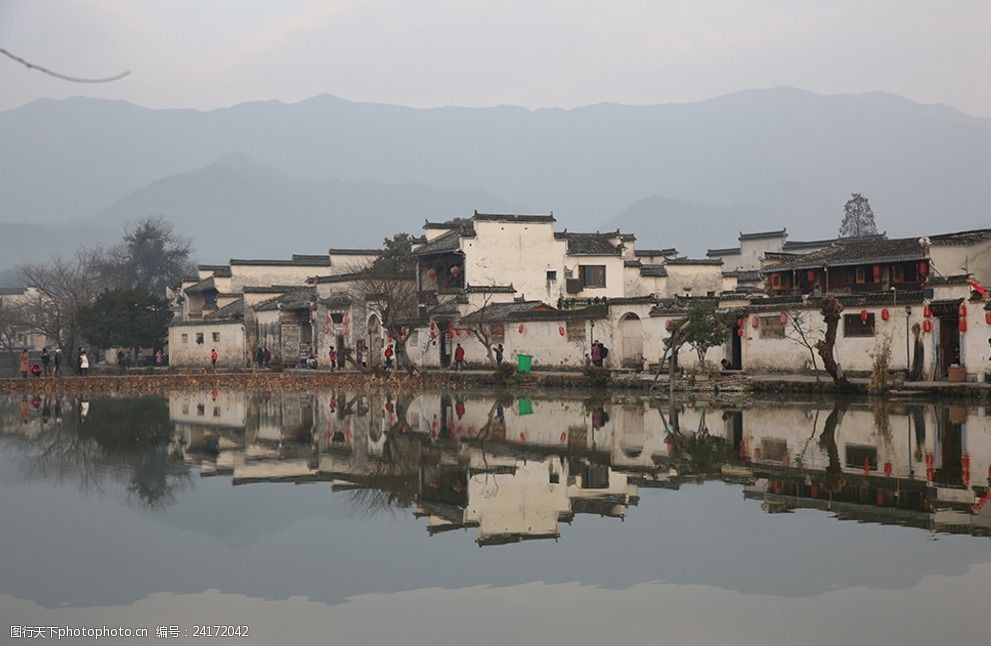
[472,211,555,224]
[459,301,554,323]
[782,238,839,251]
[205,298,244,321]
[763,236,927,271]
[707,247,741,257]
[639,264,668,277]
[557,232,621,255]
[739,228,787,241]
[327,248,382,256]
[635,248,678,257]
[465,284,516,293]
[624,260,642,268]
[291,254,331,263]
[197,264,232,277]
[241,285,294,293]
[929,229,991,246]
[229,257,331,267]
[185,276,217,294]
[666,258,723,266]
[413,229,463,256]
[320,293,352,307]
[254,287,315,312]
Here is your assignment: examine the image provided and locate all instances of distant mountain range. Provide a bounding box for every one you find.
[2,86,990,275]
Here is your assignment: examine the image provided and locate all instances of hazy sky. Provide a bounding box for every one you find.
[2,0,990,115]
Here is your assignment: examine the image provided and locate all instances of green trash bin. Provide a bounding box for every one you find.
[518,397,533,415]
[517,354,533,373]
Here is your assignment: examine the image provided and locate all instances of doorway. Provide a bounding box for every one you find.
[726,320,743,370]
[620,313,644,368]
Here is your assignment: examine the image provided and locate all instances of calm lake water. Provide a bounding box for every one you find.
[2,389,989,645]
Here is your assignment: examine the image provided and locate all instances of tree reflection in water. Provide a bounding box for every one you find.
[3,389,990,540]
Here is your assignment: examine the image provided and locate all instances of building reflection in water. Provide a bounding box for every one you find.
[4,390,991,540]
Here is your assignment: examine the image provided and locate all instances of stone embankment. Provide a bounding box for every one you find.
[1,368,989,399]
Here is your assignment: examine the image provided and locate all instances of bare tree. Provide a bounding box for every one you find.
[0,296,28,376]
[782,308,821,382]
[18,249,107,364]
[815,296,852,390]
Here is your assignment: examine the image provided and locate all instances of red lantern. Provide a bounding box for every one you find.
[559,326,566,336]
[430,321,436,331]
[560,432,567,443]
[427,268,437,279]
[518,323,525,334]
[923,305,932,318]
[863,458,870,474]
[751,315,759,329]
[448,321,455,330]
[496,324,504,336]
[778,313,788,325]
[884,462,892,477]
[519,432,526,443]
[923,319,932,333]
[959,318,968,333]
[959,303,968,317]
[881,308,889,321]
[872,265,881,280]
[984,311,991,325]
[860,309,869,323]
[737,327,744,337]
[665,319,672,331]
[807,270,816,282]
[919,261,929,276]
[450,265,461,277]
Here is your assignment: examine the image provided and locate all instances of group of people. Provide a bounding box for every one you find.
[252,346,272,368]
[18,347,86,378]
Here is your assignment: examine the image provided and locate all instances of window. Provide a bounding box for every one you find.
[195,333,204,344]
[196,403,205,416]
[843,313,876,337]
[566,320,585,342]
[760,316,786,339]
[330,312,344,324]
[892,265,904,283]
[181,333,188,344]
[845,444,878,470]
[855,267,866,284]
[212,332,220,342]
[579,265,606,289]
[546,270,557,282]
[213,406,221,417]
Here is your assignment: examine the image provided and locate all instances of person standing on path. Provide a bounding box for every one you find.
[41,348,51,376]
[78,351,89,377]
[454,343,466,371]
[494,343,504,366]
[54,348,62,377]
[19,349,29,378]
[210,348,219,370]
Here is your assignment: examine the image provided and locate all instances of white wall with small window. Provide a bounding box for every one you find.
[168,321,245,368]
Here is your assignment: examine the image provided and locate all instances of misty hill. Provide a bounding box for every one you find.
[605,196,773,256]
[90,153,519,260]
[0,221,113,278]
[3,87,991,256]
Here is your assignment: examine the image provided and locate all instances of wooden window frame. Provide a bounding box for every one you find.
[843,313,876,337]
[579,265,607,289]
